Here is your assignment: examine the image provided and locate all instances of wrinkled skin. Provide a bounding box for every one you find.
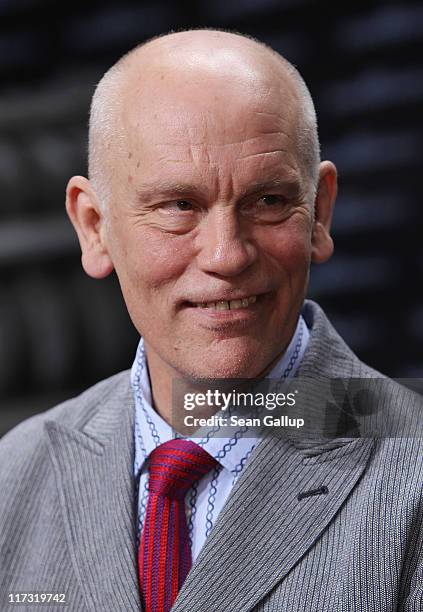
[66,32,337,420]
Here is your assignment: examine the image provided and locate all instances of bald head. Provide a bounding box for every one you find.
[67,29,337,383]
[88,29,320,212]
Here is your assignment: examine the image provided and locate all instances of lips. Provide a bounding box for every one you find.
[193,295,257,310]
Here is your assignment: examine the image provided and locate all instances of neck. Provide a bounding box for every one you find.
[144,345,177,426]
[144,340,294,429]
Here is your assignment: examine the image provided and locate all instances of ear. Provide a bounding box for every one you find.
[311,161,337,264]
[65,175,114,278]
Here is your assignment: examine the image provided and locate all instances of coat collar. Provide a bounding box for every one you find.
[173,301,375,609]
[44,301,375,611]
[45,376,142,612]
[172,434,374,611]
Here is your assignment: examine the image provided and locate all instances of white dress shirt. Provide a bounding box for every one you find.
[132,315,309,561]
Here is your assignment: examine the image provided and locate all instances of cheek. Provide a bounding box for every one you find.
[256,223,312,277]
[118,229,193,292]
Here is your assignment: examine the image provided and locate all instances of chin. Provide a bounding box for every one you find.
[180,348,266,381]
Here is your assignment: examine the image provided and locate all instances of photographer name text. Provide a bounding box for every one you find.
[183,414,304,428]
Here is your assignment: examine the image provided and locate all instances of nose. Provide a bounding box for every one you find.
[196,208,257,277]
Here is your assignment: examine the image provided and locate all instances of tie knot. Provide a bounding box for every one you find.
[147,439,217,500]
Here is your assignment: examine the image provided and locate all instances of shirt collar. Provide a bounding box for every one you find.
[132,314,309,478]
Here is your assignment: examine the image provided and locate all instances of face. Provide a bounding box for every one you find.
[68,61,336,381]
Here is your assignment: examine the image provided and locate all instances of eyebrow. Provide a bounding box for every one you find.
[239,178,300,199]
[135,181,205,203]
[135,177,301,204]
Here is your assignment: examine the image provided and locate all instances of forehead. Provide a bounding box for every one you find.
[132,79,296,152]
[111,50,304,194]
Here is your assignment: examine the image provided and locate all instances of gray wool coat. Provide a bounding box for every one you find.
[1,301,422,611]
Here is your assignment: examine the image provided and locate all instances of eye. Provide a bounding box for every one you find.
[175,200,193,211]
[153,199,198,234]
[257,194,286,206]
[241,193,291,223]
[158,200,195,214]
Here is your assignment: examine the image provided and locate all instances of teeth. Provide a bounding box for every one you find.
[195,295,258,309]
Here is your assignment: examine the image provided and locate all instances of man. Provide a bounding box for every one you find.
[0,29,422,612]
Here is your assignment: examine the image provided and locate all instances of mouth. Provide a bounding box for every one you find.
[180,292,269,331]
[187,295,258,311]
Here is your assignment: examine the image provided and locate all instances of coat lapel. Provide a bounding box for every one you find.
[42,302,374,611]
[45,379,142,612]
[173,302,376,611]
[173,433,374,611]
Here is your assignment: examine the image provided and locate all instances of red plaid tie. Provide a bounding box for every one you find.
[138,439,217,612]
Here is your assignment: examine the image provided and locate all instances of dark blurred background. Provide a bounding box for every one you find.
[1,0,422,436]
